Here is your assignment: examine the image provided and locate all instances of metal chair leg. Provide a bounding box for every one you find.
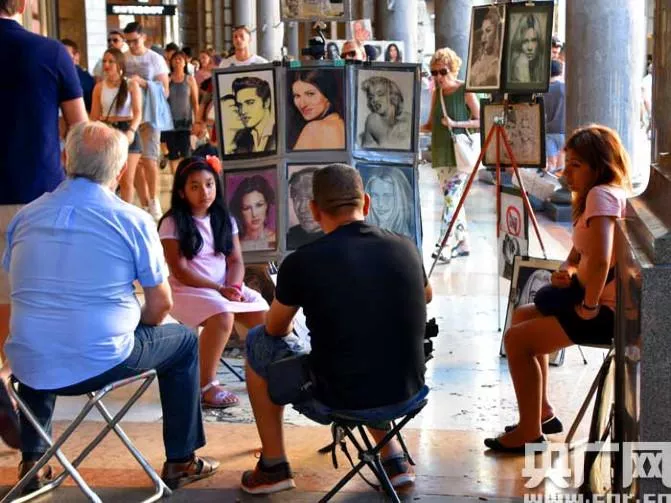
[577,345,588,364]
[219,357,245,382]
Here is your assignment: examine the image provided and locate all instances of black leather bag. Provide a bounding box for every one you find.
[267,353,314,406]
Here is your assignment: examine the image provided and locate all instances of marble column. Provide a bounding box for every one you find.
[285,21,300,60]
[233,0,256,53]
[256,0,282,61]
[434,0,472,78]
[374,0,418,63]
[565,0,645,159]
[213,0,224,52]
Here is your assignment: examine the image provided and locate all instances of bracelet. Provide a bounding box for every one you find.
[128,127,136,134]
[228,283,242,292]
[581,301,599,311]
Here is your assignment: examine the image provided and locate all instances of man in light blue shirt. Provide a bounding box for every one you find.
[2,122,218,492]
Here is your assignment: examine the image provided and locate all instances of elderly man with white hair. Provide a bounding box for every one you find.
[2,122,218,492]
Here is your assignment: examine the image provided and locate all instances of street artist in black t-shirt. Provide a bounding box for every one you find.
[240,163,432,495]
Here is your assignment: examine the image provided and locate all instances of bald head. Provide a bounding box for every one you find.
[65,121,129,185]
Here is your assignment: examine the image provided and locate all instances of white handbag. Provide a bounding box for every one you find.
[439,90,481,175]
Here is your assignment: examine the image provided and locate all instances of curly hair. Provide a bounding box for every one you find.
[229,174,276,238]
[361,76,404,119]
[430,47,462,77]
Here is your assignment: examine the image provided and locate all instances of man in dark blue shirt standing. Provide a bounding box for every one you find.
[61,38,95,113]
[0,0,87,449]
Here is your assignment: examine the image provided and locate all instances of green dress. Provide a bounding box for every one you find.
[430,84,472,171]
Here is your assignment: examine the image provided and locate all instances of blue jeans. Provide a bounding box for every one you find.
[18,323,205,461]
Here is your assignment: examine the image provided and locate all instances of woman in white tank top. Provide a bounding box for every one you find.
[91,48,143,203]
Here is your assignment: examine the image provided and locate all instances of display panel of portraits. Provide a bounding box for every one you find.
[480,98,546,168]
[498,186,529,280]
[357,163,417,244]
[500,256,562,356]
[502,1,554,93]
[224,166,278,252]
[286,66,347,152]
[324,40,404,62]
[465,4,505,92]
[280,0,349,21]
[286,163,328,250]
[355,66,417,152]
[214,66,278,160]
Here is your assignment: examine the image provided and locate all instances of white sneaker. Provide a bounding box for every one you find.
[148,198,162,221]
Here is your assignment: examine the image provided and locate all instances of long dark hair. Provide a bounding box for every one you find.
[105,48,129,114]
[159,157,233,259]
[384,43,402,62]
[229,174,275,238]
[287,69,343,149]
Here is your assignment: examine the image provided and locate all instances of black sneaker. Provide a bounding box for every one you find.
[240,458,296,495]
[382,456,415,488]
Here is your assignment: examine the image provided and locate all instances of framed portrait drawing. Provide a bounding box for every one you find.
[224,166,278,252]
[213,65,277,160]
[357,163,417,244]
[281,0,349,22]
[354,65,417,152]
[286,66,347,152]
[498,186,529,280]
[244,263,276,304]
[480,98,546,168]
[286,163,328,250]
[465,4,505,92]
[381,41,405,63]
[502,1,554,93]
[500,256,563,358]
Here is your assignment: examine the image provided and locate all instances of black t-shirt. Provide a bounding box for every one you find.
[275,221,427,410]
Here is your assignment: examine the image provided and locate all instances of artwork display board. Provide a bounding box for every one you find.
[212,61,422,262]
[356,163,419,246]
[464,1,554,94]
[354,65,417,152]
[498,186,529,280]
[326,40,405,62]
[480,98,546,168]
[280,0,351,22]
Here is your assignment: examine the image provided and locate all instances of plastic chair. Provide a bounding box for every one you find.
[318,385,429,503]
[565,344,615,450]
[2,370,172,503]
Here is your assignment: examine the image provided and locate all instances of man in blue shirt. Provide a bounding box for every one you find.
[0,0,87,419]
[3,122,219,491]
[61,38,95,113]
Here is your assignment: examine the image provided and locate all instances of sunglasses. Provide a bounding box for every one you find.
[108,38,122,44]
[341,51,358,59]
[430,69,449,77]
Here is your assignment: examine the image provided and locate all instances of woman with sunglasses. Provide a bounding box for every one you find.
[421,47,481,264]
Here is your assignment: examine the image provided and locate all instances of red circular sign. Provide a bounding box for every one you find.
[506,206,522,237]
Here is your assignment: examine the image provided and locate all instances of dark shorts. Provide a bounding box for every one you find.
[163,130,192,160]
[109,121,141,154]
[556,305,615,346]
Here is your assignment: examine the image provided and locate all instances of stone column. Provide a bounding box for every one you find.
[375,0,418,63]
[256,0,282,61]
[285,21,300,60]
[434,0,472,78]
[234,0,256,53]
[213,0,224,52]
[565,0,645,159]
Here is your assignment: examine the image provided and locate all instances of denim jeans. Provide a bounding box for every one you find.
[18,323,205,461]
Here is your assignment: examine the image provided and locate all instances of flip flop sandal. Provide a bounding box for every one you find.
[451,243,471,259]
[201,380,240,409]
[431,251,451,264]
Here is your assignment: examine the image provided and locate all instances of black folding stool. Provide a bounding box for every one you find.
[318,385,429,503]
[1,370,172,503]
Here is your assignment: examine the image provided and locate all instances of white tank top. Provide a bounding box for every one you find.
[101,82,133,118]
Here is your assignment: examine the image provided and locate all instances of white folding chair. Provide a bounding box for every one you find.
[2,370,172,503]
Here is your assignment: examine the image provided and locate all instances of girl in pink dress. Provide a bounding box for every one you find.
[159,156,268,408]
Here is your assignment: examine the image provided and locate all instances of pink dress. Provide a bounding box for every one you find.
[158,214,269,327]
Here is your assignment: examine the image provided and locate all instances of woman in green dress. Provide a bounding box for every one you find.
[421,47,481,263]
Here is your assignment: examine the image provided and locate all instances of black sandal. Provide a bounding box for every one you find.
[484,435,546,454]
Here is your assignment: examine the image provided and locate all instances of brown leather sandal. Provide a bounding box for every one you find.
[18,461,53,495]
[161,455,220,490]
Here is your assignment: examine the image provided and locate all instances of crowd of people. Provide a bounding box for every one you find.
[0,0,633,497]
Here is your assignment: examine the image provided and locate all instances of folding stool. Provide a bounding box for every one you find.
[318,385,429,503]
[2,370,172,503]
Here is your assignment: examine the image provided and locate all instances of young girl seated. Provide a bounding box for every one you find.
[159,156,268,408]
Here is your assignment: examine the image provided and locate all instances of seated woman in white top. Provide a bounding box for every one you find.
[484,124,630,453]
[90,48,142,203]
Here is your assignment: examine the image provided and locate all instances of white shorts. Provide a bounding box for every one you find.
[0,205,23,304]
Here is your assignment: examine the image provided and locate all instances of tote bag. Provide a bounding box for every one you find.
[439,90,481,175]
